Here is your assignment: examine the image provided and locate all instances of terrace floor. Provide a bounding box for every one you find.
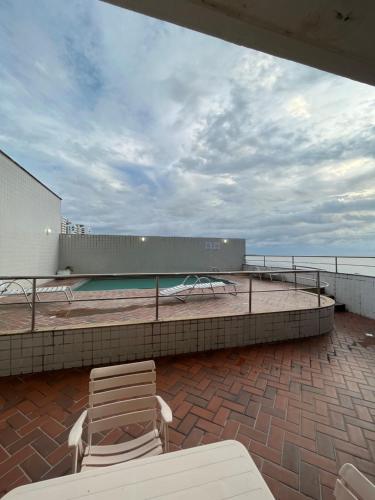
[0,276,331,333]
[0,312,374,499]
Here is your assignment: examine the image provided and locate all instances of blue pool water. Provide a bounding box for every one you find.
[75,276,228,291]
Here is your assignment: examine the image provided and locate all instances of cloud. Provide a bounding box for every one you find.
[0,0,375,254]
[286,96,311,118]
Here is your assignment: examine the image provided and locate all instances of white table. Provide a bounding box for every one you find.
[4,440,275,499]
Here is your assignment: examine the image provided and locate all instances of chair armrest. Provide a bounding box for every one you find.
[156,396,173,424]
[336,463,375,499]
[68,410,87,448]
[5,281,27,293]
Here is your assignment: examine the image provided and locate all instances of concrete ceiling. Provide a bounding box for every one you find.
[103,0,375,86]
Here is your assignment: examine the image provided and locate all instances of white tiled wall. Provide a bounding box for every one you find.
[59,234,245,273]
[0,152,61,277]
[0,305,334,377]
[322,272,375,319]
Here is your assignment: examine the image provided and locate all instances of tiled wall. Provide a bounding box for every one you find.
[0,151,61,277]
[59,234,245,273]
[321,271,375,320]
[0,305,334,377]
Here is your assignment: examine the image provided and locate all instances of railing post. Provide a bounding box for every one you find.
[335,256,338,274]
[317,271,321,307]
[263,255,266,267]
[248,274,252,313]
[292,255,295,268]
[293,265,297,290]
[155,275,159,321]
[31,278,37,332]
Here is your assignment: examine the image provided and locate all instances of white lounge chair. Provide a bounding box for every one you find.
[68,360,172,473]
[159,275,237,302]
[334,463,375,499]
[0,279,74,308]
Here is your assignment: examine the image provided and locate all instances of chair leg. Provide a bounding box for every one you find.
[23,291,32,308]
[72,446,79,473]
[64,290,72,303]
[163,423,169,453]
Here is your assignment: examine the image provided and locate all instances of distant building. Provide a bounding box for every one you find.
[74,223,91,235]
[61,217,91,235]
[61,217,70,234]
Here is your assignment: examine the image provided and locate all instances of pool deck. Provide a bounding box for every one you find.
[0,276,332,333]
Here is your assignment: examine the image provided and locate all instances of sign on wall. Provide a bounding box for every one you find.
[205,241,221,250]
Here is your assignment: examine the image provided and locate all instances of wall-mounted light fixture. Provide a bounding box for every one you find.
[140,236,146,242]
[45,228,52,235]
[223,239,228,244]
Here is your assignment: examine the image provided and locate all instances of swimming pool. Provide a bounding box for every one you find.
[75,276,229,292]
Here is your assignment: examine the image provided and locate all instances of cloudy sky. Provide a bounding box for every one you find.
[1,0,375,254]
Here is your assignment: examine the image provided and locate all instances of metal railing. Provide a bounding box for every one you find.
[245,255,375,276]
[0,269,325,333]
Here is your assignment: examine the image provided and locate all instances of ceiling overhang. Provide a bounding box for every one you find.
[103,0,375,86]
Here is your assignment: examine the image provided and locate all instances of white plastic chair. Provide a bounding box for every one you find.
[334,463,375,499]
[68,360,172,473]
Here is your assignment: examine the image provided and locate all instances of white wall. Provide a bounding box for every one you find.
[322,272,375,320]
[59,234,245,273]
[0,151,61,278]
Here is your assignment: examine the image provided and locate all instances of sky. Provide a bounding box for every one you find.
[1,0,375,255]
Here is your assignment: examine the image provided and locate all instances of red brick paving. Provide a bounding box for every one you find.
[0,312,374,499]
[0,276,331,333]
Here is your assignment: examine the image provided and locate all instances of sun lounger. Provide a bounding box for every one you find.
[159,275,237,302]
[0,280,74,307]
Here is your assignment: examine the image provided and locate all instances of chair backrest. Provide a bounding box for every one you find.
[334,463,375,500]
[87,361,157,447]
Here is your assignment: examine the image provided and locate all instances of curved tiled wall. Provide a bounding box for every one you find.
[0,303,334,376]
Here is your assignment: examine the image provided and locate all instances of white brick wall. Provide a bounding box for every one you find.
[0,151,61,277]
[0,304,334,376]
[322,272,375,319]
[59,234,245,273]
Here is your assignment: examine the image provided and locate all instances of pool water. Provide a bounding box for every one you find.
[75,276,227,292]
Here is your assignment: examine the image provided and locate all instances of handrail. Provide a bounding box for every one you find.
[246,254,375,259]
[0,269,323,281]
[245,254,375,275]
[292,275,330,288]
[0,269,326,333]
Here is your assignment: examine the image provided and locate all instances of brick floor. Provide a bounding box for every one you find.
[0,312,374,499]
[0,276,332,333]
